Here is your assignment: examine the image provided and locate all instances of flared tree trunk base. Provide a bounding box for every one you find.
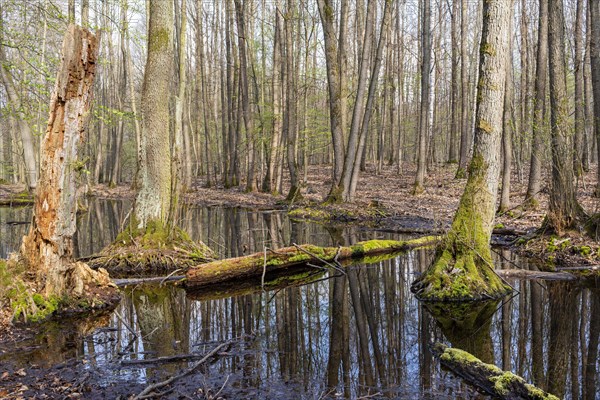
[411,246,512,302]
[88,223,214,276]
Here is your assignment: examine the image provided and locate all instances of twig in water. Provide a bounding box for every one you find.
[161,268,183,286]
[292,243,347,275]
[132,340,233,400]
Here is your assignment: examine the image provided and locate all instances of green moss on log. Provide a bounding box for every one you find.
[433,343,560,400]
[185,236,441,290]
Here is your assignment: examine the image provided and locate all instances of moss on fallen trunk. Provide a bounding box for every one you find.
[185,236,440,290]
[431,343,559,400]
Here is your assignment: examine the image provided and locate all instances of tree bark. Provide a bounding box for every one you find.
[135,0,174,228]
[17,24,114,299]
[546,0,586,232]
[412,0,513,301]
[413,0,431,194]
[525,0,549,207]
[591,0,600,196]
[456,0,469,178]
[499,16,515,213]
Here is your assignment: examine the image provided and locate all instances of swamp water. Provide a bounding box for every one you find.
[0,200,599,399]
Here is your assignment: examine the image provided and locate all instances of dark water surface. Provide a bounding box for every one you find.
[1,200,599,399]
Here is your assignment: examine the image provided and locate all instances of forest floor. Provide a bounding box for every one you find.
[1,163,600,398]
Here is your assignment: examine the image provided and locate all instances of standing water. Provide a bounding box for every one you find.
[0,200,598,399]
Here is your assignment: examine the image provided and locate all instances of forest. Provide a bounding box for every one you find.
[0,0,600,398]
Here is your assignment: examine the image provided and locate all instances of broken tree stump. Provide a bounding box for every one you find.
[184,236,440,290]
[431,343,559,400]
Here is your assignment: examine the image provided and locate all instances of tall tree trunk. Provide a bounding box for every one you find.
[135,0,174,228]
[456,0,469,178]
[174,0,188,193]
[413,0,431,194]
[499,13,515,213]
[233,0,256,192]
[263,6,283,193]
[17,25,114,300]
[525,0,548,207]
[0,12,38,191]
[317,0,345,202]
[284,0,301,202]
[573,0,585,177]
[546,0,587,233]
[449,0,460,163]
[591,0,600,197]
[412,0,513,301]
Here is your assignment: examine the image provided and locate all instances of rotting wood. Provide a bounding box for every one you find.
[11,24,118,308]
[431,342,559,400]
[185,236,440,290]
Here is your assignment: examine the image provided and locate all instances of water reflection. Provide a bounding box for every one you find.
[1,202,599,398]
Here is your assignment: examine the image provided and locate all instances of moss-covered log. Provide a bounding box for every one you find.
[184,236,440,290]
[431,343,559,400]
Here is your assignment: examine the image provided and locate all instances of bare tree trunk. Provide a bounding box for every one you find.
[573,0,585,177]
[591,0,600,197]
[174,0,188,191]
[413,0,431,194]
[456,0,469,178]
[546,0,586,233]
[449,0,460,163]
[412,0,513,301]
[263,5,283,193]
[525,0,548,207]
[17,25,113,300]
[0,11,38,190]
[135,0,174,228]
[499,14,515,213]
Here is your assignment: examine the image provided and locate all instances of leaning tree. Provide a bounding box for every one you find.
[411,0,513,301]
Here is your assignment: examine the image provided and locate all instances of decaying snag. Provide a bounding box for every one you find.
[11,24,118,315]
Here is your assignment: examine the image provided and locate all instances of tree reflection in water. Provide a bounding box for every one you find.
[1,202,599,399]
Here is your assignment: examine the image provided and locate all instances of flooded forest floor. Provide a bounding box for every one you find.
[2,162,600,399]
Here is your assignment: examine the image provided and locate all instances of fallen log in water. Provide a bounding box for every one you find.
[185,236,441,290]
[496,269,578,281]
[431,342,559,400]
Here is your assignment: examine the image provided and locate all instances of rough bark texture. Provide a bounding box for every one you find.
[135,0,174,228]
[525,0,548,207]
[411,0,512,301]
[17,25,114,300]
[413,0,431,194]
[185,236,439,290]
[456,0,469,178]
[591,0,600,196]
[431,343,559,400]
[546,0,587,233]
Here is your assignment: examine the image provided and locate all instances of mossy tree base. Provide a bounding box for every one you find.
[88,221,214,276]
[431,343,559,400]
[185,236,440,290]
[411,244,512,301]
[2,257,119,323]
